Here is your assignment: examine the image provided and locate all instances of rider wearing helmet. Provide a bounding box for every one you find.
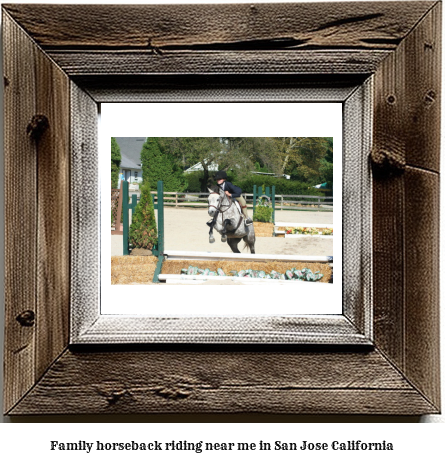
[214,170,253,226]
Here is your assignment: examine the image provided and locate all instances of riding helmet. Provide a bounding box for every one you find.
[215,170,228,180]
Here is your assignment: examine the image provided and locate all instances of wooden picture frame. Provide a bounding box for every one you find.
[2,2,441,416]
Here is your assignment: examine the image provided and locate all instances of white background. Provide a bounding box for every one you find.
[0,0,444,460]
[101,103,342,316]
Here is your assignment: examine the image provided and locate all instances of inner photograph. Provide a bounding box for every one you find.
[110,136,334,286]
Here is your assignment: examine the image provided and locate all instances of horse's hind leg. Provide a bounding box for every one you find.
[227,237,242,253]
[243,227,256,254]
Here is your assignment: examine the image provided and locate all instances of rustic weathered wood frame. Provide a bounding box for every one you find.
[2,2,441,415]
[72,83,371,345]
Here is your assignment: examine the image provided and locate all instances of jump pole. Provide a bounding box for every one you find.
[122,180,137,255]
[152,180,164,283]
[122,180,129,255]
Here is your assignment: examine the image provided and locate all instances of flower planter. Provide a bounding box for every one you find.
[285,233,334,239]
[274,222,334,239]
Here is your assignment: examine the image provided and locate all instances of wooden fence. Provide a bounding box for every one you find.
[111,185,123,231]
[149,191,333,211]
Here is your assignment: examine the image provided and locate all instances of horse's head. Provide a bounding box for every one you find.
[207,187,221,217]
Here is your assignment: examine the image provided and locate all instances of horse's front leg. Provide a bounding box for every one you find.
[206,220,216,243]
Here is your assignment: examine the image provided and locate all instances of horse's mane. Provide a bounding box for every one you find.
[209,184,221,195]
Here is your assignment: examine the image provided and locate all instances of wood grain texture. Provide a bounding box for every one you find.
[372,17,410,369]
[78,75,364,104]
[74,315,370,345]
[3,2,433,80]
[404,168,440,408]
[70,83,100,339]
[35,38,71,381]
[2,2,441,416]
[342,81,372,336]
[3,11,71,413]
[372,172,405,370]
[404,2,441,172]
[372,3,441,411]
[3,12,38,414]
[2,2,435,50]
[371,2,441,173]
[8,349,437,415]
[47,50,390,76]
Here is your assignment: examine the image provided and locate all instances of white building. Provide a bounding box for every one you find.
[185,159,219,172]
[115,137,145,185]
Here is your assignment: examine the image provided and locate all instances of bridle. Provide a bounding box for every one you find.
[208,189,232,214]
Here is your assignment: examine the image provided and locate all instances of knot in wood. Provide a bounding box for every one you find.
[424,90,436,105]
[96,385,130,405]
[105,390,128,405]
[27,114,49,140]
[370,149,405,177]
[16,310,35,327]
[154,386,191,400]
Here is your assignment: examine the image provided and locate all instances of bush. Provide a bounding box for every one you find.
[129,181,158,250]
[253,198,273,223]
[253,205,273,223]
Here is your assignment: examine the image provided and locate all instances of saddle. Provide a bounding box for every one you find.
[233,198,242,214]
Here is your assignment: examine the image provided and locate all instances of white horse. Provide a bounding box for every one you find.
[207,186,255,253]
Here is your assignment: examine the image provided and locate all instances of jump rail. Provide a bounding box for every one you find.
[163,250,333,262]
[159,250,333,284]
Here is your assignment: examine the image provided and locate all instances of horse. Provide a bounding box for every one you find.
[206,186,255,253]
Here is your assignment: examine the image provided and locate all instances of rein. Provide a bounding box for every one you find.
[208,189,232,214]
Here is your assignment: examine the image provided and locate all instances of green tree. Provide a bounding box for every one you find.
[159,137,222,191]
[274,137,328,183]
[160,137,279,191]
[153,137,334,190]
[222,137,281,175]
[129,181,158,250]
[111,137,121,188]
[318,137,333,185]
[140,137,187,191]
[324,137,333,164]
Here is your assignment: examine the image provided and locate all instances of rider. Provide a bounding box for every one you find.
[214,170,253,226]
